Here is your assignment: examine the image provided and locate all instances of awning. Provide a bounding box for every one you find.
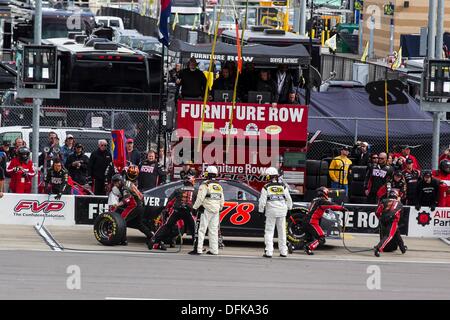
[169,39,311,66]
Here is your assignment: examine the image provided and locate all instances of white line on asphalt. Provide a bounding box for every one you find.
[52,248,450,265]
[105,297,174,300]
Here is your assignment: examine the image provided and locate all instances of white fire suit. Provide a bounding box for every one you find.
[193,179,224,254]
[258,181,293,256]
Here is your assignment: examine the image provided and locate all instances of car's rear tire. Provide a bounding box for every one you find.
[93,212,126,246]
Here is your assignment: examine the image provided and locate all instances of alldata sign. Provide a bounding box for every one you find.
[176,101,308,142]
[0,193,75,226]
[408,207,450,237]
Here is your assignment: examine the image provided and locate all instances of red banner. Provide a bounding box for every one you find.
[176,100,308,142]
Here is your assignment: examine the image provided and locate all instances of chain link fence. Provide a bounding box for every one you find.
[0,105,165,157]
[307,117,450,170]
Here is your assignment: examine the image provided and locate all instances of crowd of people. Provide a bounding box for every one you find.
[327,141,448,209]
[169,57,301,105]
[0,131,168,197]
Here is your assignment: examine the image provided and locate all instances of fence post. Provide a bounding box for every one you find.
[111,109,115,131]
[354,119,358,144]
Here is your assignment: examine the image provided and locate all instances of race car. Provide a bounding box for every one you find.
[93,179,341,246]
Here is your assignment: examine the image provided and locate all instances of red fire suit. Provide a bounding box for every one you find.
[6,158,35,193]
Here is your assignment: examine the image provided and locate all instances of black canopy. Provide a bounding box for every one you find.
[169,39,310,66]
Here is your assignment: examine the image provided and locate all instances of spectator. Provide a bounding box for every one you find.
[256,70,277,104]
[12,137,25,158]
[126,138,141,165]
[438,146,450,163]
[416,171,440,211]
[351,141,370,166]
[60,134,75,165]
[286,91,300,104]
[88,140,112,195]
[368,153,379,171]
[138,150,166,191]
[387,153,394,166]
[39,131,62,170]
[168,63,182,84]
[328,146,352,195]
[0,141,13,161]
[176,57,207,100]
[212,66,234,96]
[401,146,420,170]
[392,154,405,171]
[391,170,407,203]
[402,158,420,205]
[0,149,7,179]
[180,161,196,179]
[364,152,393,203]
[273,64,294,104]
[66,143,89,185]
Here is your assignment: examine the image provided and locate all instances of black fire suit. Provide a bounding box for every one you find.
[402,168,420,205]
[112,180,154,243]
[138,160,166,191]
[365,164,394,203]
[416,178,440,210]
[304,197,345,252]
[45,168,71,196]
[152,183,197,245]
[180,168,196,180]
[374,198,406,253]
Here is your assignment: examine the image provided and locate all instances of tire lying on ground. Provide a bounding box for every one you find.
[93,212,126,246]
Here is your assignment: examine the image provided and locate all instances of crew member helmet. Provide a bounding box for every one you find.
[126,165,139,181]
[316,186,329,199]
[18,147,30,162]
[265,167,279,180]
[205,165,218,178]
[388,189,400,199]
[112,174,124,184]
[440,159,450,174]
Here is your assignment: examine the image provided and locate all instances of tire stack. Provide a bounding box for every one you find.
[349,165,367,203]
[304,160,329,201]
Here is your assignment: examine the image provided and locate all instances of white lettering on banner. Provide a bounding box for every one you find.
[180,103,304,123]
[88,203,109,220]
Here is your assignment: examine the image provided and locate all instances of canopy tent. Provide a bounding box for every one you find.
[169,39,311,66]
[301,87,450,167]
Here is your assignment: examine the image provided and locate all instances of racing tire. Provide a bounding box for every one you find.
[306,160,329,176]
[306,175,328,190]
[93,212,126,246]
[286,211,307,247]
[351,166,368,182]
[349,180,366,197]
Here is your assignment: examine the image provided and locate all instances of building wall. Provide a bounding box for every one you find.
[362,0,450,57]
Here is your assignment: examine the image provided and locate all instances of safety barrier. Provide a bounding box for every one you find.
[1,193,449,238]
